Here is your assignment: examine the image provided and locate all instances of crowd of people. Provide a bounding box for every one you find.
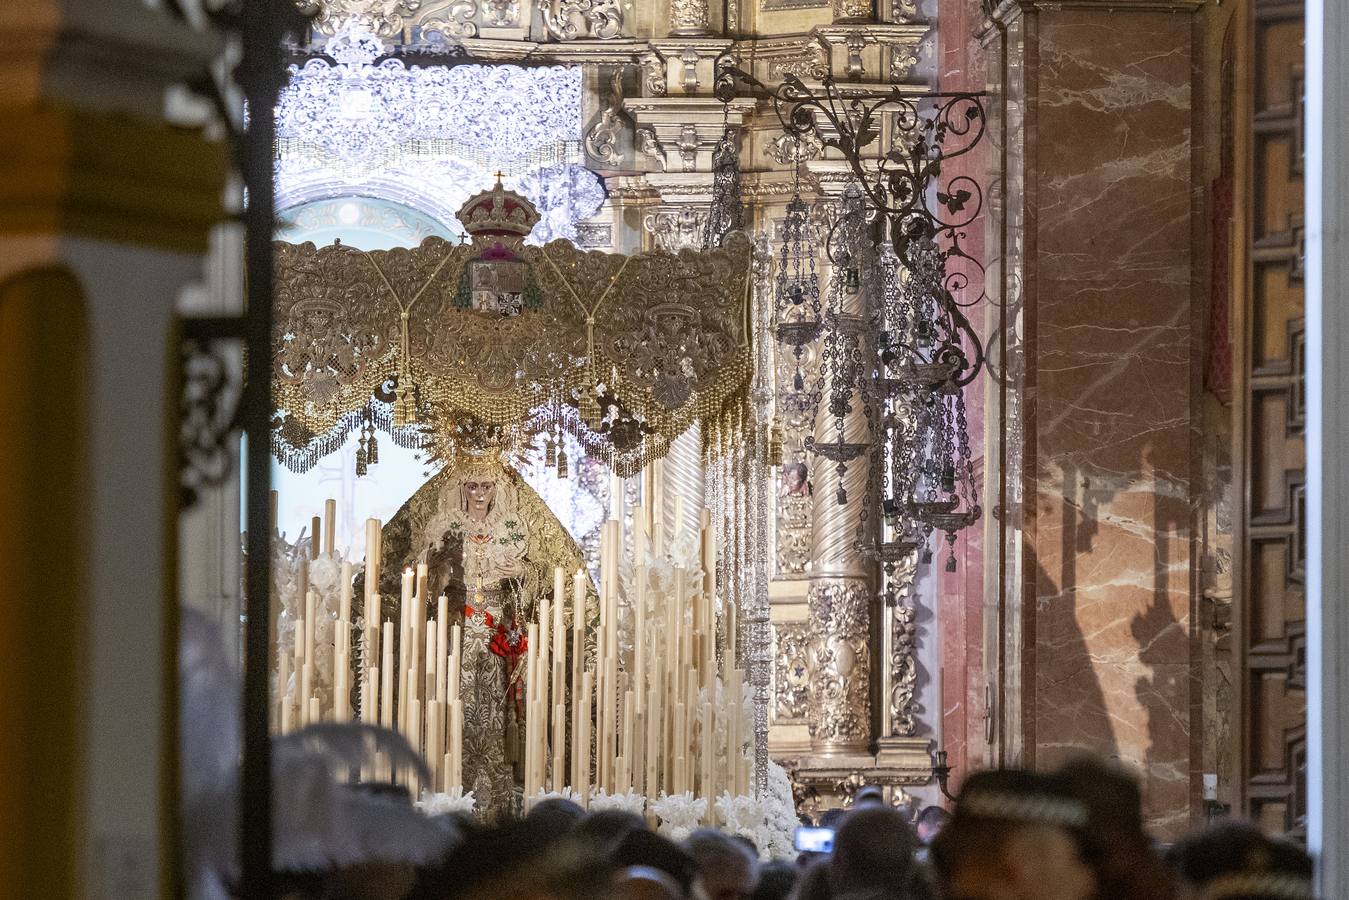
[179,612,1314,900]
[264,757,1313,900]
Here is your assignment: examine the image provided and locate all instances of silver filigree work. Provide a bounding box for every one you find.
[773,621,811,722]
[643,208,708,252]
[541,0,624,40]
[806,581,871,749]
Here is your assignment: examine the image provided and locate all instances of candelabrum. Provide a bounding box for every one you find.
[714,60,988,568]
[932,747,955,802]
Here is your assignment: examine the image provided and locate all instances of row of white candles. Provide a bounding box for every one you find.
[276,478,752,809]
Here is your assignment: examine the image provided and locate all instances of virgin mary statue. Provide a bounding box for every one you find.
[368,453,595,818]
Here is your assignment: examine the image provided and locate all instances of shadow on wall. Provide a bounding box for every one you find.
[1032,447,1191,834]
[0,266,88,897]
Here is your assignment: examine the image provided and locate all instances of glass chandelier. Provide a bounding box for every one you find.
[772,146,823,394]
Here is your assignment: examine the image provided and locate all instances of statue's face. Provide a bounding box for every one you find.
[463,479,496,516]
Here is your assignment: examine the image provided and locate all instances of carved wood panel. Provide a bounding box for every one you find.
[1236,0,1307,839]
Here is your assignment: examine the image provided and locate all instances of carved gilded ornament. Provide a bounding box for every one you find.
[806,581,871,748]
[641,50,668,97]
[767,131,822,166]
[889,602,919,736]
[832,0,872,21]
[773,621,812,722]
[300,0,425,37]
[670,0,712,35]
[643,208,708,253]
[540,0,625,40]
[761,0,828,10]
[299,0,627,38]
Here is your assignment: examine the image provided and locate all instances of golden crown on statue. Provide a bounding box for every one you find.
[455,173,541,252]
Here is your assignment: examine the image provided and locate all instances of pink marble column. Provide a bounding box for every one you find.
[1000,2,1200,836]
[935,0,994,793]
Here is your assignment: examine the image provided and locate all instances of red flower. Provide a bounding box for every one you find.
[463,604,495,628]
[489,621,527,659]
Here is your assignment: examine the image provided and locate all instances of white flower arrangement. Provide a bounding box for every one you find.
[650,791,709,842]
[417,786,477,817]
[530,785,586,806]
[588,788,647,815]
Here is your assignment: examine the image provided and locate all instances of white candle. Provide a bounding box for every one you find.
[381,621,395,728]
[339,561,353,632]
[277,653,291,731]
[364,673,375,734]
[645,679,659,796]
[525,623,539,797]
[685,668,698,793]
[672,702,686,794]
[436,595,449,704]
[579,671,593,805]
[324,498,336,557]
[425,627,437,707]
[700,702,714,808]
[398,569,413,731]
[304,589,316,665]
[303,660,315,726]
[335,661,348,722]
[449,701,463,790]
[552,578,565,740]
[364,518,381,649]
[552,700,566,791]
[425,700,440,791]
[409,698,421,768]
[621,690,634,790]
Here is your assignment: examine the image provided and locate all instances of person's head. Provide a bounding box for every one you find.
[1056,756,1178,899]
[749,860,797,900]
[614,828,699,897]
[853,785,886,809]
[819,807,847,830]
[827,806,921,898]
[930,770,1096,900]
[576,809,649,856]
[1166,820,1314,900]
[612,865,686,900]
[526,797,587,831]
[784,463,808,494]
[914,805,951,845]
[683,828,759,900]
[791,859,833,900]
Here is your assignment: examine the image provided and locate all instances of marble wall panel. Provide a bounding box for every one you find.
[1018,7,1198,835]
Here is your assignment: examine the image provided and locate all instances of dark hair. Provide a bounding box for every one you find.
[828,806,921,897]
[929,769,1091,883]
[575,809,648,855]
[613,827,699,895]
[915,806,951,831]
[1056,756,1146,845]
[751,860,798,900]
[792,859,833,900]
[1166,820,1313,898]
[819,808,847,829]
